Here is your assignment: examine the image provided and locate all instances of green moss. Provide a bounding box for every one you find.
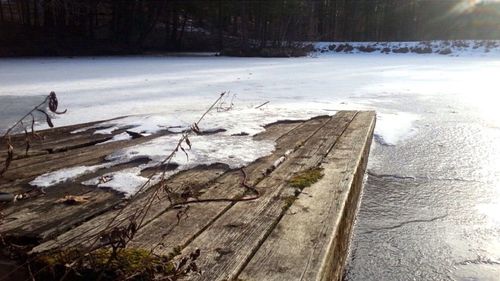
[282,195,296,211]
[36,248,175,280]
[168,245,182,259]
[97,248,161,273]
[37,249,79,266]
[288,167,324,189]
[281,168,324,212]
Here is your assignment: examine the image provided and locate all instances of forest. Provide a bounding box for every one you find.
[0,0,499,56]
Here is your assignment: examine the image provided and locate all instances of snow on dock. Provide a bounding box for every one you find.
[0,111,375,280]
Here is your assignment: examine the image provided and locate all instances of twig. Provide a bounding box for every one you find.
[196,92,226,124]
[162,168,260,217]
[1,91,66,177]
[255,101,269,109]
[216,92,236,112]
[49,92,227,281]
[27,262,36,281]
[1,97,48,139]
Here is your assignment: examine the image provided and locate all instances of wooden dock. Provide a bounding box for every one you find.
[0,111,375,281]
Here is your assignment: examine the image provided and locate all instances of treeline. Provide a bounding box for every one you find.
[0,0,499,56]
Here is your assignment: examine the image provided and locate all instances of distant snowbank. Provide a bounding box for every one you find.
[313,40,500,56]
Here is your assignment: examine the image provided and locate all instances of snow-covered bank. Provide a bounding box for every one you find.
[313,40,500,56]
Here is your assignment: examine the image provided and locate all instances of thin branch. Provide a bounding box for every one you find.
[255,101,269,109]
[1,91,66,177]
[46,92,228,281]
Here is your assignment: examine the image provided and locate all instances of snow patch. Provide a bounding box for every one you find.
[82,167,153,197]
[97,132,132,145]
[30,164,110,188]
[374,112,418,146]
[107,134,276,169]
[32,131,276,196]
[74,104,329,137]
[88,134,275,196]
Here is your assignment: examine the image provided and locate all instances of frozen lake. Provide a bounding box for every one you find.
[1,55,499,280]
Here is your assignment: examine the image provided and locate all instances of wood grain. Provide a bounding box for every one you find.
[1,112,376,281]
[238,111,375,281]
[30,118,307,253]
[178,111,357,281]
[127,117,329,255]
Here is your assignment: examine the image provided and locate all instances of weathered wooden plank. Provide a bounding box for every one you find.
[30,165,229,253]
[1,188,117,241]
[253,120,303,142]
[0,130,111,160]
[238,111,375,281]
[3,116,262,240]
[31,118,307,253]
[126,117,330,254]
[175,111,357,281]
[0,158,154,240]
[4,130,163,173]
[1,111,378,281]
[0,118,121,162]
[0,131,169,195]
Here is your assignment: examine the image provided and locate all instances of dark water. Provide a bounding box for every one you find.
[345,97,500,281]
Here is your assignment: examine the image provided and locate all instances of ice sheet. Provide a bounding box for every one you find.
[7,49,499,194]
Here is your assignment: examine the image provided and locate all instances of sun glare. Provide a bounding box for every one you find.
[451,0,500,15]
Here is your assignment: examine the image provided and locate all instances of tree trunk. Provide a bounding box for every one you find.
[23,0,31,26]
[239,2,249,51]
[176,11,188,50]
[16,0,24,24]
[43,0,54,29]
[33,0,38,26]
[6,0,14,22]
[217,0,223,50]
[170,5,178,49]
[0,1,4,23]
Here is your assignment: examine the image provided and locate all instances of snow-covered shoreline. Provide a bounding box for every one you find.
[313,40,500,57]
